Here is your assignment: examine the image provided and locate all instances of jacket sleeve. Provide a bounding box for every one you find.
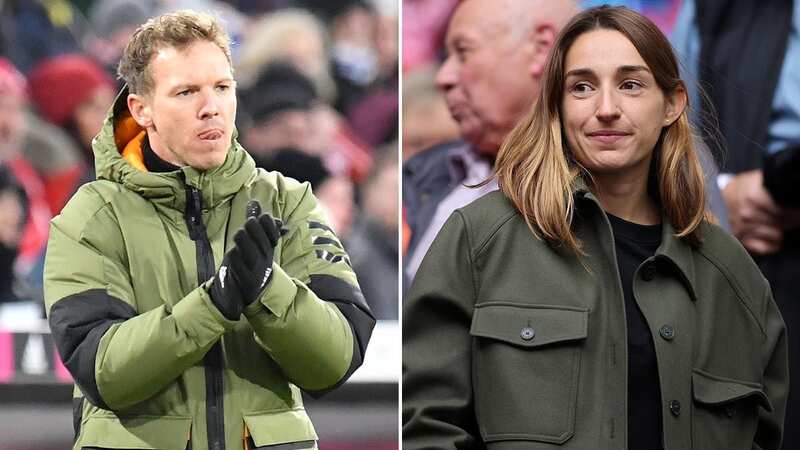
[754,283,789,449]
[44,187,237,411]
[242,181,375,394]
[402,211,482,448]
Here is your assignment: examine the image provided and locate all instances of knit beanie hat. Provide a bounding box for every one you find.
[243,63,318,124]
[28,54,114,126]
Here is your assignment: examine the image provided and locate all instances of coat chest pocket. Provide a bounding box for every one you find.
[470,303,588,444]
[77,415,191,449]
[691,369,771,450]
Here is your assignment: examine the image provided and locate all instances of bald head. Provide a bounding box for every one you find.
[436,0,579,155]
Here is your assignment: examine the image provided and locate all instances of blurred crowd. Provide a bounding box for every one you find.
[0,0,399,320]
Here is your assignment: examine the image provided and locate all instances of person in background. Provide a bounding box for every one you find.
[262,148,356,239]
[237,9,336,102]
[348,146,399,320]
[240,63,320,161]
[28,54,116,183]
[404,6,788,448]
[0,58,51,277]
[401,64,460,161]
[0,165,28,304]
[671,1,800,447]
[403,0,580,284]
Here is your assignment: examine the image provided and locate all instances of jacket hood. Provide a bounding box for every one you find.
[92,86,257,211]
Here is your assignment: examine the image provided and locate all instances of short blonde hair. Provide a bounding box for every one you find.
[117,10,232,95]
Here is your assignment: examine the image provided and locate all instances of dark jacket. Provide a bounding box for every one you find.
[403,186,787,449]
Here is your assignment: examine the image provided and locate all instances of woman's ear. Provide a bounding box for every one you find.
[663,84,687,127]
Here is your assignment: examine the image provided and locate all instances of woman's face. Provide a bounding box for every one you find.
[561,29,683,180]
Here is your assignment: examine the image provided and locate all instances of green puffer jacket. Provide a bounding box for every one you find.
[403,186,788,450]
[44,89,375,450]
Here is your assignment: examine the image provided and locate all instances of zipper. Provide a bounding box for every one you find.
[184,184,226,450]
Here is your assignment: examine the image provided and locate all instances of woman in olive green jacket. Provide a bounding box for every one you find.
[403,6,788,450]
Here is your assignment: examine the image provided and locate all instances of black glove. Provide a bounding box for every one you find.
[209,202,281,320]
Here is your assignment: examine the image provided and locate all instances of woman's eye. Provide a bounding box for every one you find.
[620,80,643,90]
[571,82,594,94]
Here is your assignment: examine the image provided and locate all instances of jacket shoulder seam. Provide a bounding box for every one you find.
[696,248,767,337]
[472,209,518,259]
[455,210,479,305]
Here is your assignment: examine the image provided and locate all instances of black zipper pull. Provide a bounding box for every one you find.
[185,186,205,241]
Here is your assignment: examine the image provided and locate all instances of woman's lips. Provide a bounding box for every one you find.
[587,131,631,144]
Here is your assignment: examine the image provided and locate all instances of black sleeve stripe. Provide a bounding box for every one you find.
[314,250,352,268]
[312,236,343,249]
[306,275,375,398]
[308,221,334,234]
[249,438,317,450]
[49,289,137,410]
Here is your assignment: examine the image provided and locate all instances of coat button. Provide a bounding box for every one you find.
[520,327,535,341]
[659,325,675,341]
[641,262,657,281]
[725,406,736,418]
[669,400,681,417]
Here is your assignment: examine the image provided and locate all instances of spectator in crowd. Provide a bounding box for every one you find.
[237,9,336,102]
[401,0,459,72]
[85,0,157,79]
[0,58,51,277]
[28,54,115,183]
[263,148,356,238]
[0,165,28,304]
[672,1,800,447]
[348,146,399,319]
[401,64,459,161]
[240,63,321,161]
[0,1,81,73]
[329,1,381,113]
[344,1,399,149]
[403,0,580,283]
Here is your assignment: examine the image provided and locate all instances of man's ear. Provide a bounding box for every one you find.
[127,93,153,128]
[529,23,557,77]
[664,84,688,126]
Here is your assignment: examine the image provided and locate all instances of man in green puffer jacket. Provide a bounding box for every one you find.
[43,10,375,450]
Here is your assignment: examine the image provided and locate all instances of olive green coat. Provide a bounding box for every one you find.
[403,187,787,449]
[44,89,374,450]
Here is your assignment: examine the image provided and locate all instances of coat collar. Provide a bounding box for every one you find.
[572,176,699,302]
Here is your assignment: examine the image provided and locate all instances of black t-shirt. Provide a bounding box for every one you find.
[607,213,663,450]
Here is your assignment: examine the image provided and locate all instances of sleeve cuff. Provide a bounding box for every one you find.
[172,284,239,347]
[244,263,298,319]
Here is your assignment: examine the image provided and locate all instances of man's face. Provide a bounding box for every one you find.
[131,40,236,170]
[436,0,540,155]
